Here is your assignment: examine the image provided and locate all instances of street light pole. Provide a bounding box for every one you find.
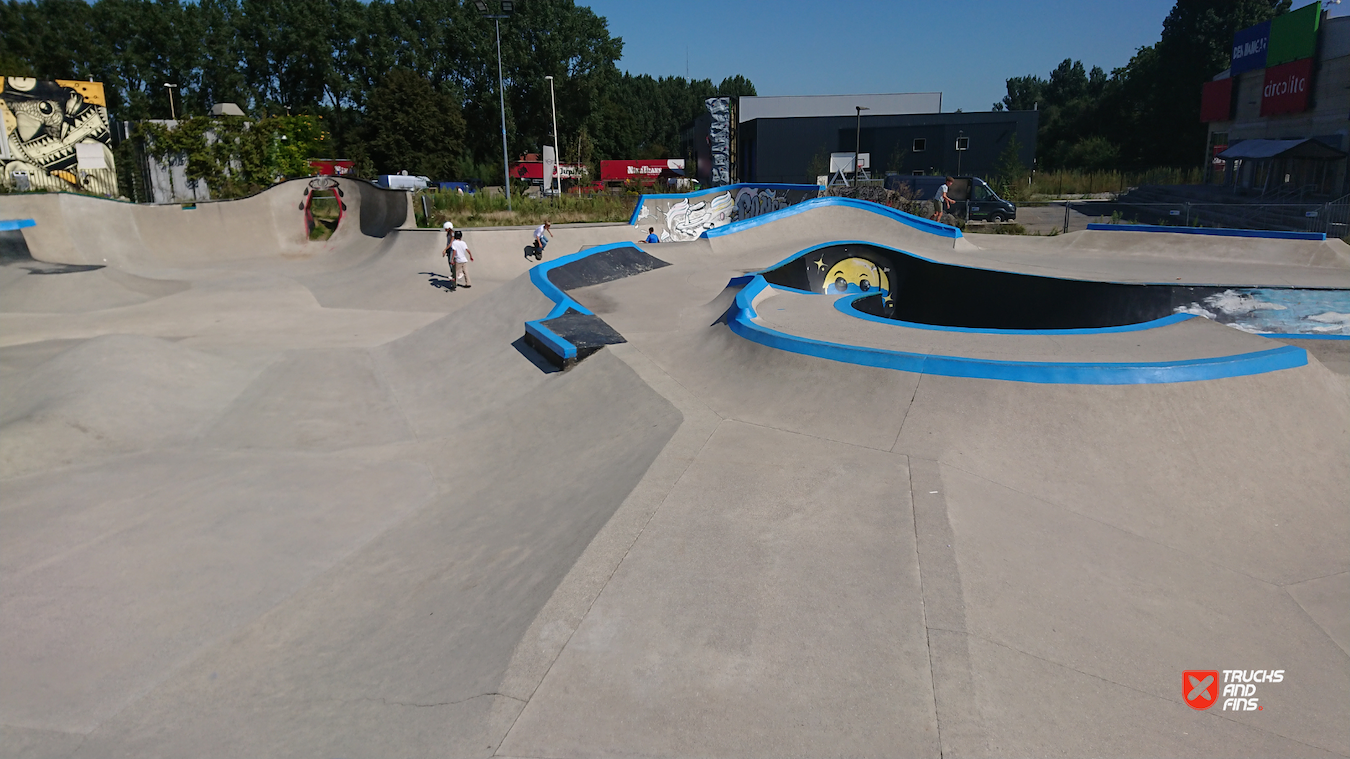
[476,2,513,211]
[164,83,178,120]
[546,75,559,197]
[854,106,869,182]
[494,18,511,211]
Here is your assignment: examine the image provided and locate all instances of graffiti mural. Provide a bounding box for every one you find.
[733,186,789,222]
[664,191,735,241]
[0,77,118,196]
[706,97,731,186]
[633,184,820,242]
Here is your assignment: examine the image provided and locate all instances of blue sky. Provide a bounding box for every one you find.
[582,0,1348,113]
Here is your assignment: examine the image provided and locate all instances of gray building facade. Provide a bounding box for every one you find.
[683,95,1038,186]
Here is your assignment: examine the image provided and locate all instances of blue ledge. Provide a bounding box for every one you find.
[524,241,638,361]
[0,219,36,231]
[702,196,962,240]
[728,275,1307,385]
[628,183,820,226]
[1085,223,1326,241]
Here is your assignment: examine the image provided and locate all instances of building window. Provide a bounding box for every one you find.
[913,138,927,152]
[912,170,925,175]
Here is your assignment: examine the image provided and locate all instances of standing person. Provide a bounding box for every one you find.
[450,230,473,289]
[529,220,551,261]
[643,227,661,244]
[932,176,954,221]
[441,221,455,276]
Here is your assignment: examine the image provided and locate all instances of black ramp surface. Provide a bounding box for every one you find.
[546,246,671,291]
[764,242,1230,330]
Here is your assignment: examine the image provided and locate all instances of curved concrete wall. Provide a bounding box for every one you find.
[0,178,411,267]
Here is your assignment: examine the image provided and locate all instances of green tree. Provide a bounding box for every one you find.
[359,68,466,178]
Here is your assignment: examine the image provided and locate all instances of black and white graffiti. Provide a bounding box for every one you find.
[1,77,118,195]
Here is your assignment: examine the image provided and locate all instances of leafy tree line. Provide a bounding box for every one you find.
[0,0,755,185]
[993,0,1291,171]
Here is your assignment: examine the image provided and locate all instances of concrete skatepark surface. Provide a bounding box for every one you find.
[1,179,1348,758]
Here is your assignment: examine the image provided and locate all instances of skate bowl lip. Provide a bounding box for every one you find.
[0,219,36,231]
[728,274,1307,385]
[757,238,1348,337]
[699,196,963,240]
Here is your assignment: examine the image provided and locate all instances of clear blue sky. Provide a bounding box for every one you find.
[582,0,1348,113]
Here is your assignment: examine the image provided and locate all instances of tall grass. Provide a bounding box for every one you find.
[412,189,637,228]
[1026,167,1204,197]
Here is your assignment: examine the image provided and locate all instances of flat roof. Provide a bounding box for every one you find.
[738,93,942,123]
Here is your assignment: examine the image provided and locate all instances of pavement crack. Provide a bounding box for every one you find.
[361,692,525,709]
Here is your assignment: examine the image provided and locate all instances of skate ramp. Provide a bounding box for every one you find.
[1,190,1346,758]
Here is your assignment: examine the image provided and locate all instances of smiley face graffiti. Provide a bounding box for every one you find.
[822,257,889,295]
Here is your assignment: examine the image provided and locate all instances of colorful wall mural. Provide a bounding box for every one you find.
[631,183,820,242]
[1,77,118,196]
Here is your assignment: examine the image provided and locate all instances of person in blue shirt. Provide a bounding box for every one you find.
[643,227,660,244]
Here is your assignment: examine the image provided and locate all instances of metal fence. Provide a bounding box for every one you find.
[985,197,1350,239]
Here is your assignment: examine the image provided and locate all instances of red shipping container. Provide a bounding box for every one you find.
[1260,58,1314,116]
[1199,78,1234,122]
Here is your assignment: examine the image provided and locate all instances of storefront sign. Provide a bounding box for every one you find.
[1268,2,1320,67]
[1260,58,1314,116]
[1230,20,1270,74]
[1200,78,1234,122]
[599,159,685,182]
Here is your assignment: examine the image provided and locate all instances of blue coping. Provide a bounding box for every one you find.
[753,238,1194,335]
[1085,223,1326,241]
[701,196,962,240]
[0,219,36,231]
[729,275,1307,384]
[627,183,821,226]
[524,241,640,361]
[1261,332,1350,340]
[833,293,1197,334]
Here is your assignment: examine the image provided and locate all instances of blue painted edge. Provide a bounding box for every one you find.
[833,293,1198,334]
[0,219,37,231]
[701,196,961,240]
[1085,223,1326,242]
[1260,332,1350,340]
[627,183,821,226]
[727,274,1307,384]
[523,241,639,361]
[753,238,1194,335]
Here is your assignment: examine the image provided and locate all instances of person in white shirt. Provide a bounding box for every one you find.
[530,221,551,261]
[446,230,472,290]
[932,176,954,221]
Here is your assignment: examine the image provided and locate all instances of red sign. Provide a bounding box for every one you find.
[309,159,354,176]
[1199,78,1233,122]
[1260,58,1313,116]
[599,159,685,182]
[1184,670,1220,710]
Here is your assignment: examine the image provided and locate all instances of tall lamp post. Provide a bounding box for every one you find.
[475,0,513,211]
[164,83,179,120]
[854,105,869,182]
[545,75,560,197]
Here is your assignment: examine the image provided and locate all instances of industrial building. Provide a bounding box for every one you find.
[1201,5,1349,197]
[682,93,1038,186]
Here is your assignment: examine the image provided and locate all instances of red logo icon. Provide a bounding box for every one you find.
[1184,670,1220,710]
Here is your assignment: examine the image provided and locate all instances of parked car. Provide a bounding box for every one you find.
[375,174,431,191]
[884,175,1017,222]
